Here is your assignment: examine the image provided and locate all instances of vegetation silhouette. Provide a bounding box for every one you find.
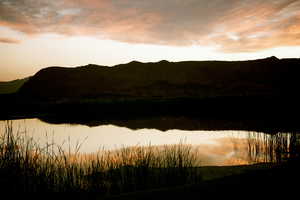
[0,122,299,198]
[0,122,201,194]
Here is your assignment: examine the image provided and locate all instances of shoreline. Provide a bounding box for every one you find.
[103,161,296,199]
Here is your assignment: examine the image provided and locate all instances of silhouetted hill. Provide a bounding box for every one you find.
[0,77,29,94]
[18,57,300,100]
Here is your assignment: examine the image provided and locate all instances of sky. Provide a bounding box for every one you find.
[0,0,300,81]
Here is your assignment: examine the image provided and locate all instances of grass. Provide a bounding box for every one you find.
[0,121,201,194]
[246,131,300,163]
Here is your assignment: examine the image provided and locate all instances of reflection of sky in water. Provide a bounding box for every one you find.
[0,118,263,166]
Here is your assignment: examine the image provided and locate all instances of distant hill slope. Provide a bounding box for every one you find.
[0,77,29,94]
[18,57,300,100]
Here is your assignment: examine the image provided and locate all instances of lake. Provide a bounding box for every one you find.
[0,118,296,166]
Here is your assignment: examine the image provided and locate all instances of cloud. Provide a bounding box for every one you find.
[0,37,20,44]
[0,0,299,52]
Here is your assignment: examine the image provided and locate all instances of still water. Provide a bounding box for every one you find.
[0,118,293,166]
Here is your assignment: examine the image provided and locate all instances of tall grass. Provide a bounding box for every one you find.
[247,132,300,163]
[0,121,201,194]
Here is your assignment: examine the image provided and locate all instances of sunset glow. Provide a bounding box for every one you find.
[1,0,300,81]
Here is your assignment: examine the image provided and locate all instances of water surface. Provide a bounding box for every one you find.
[0,118,295,166]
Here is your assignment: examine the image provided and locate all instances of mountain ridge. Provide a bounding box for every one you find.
[18,56,300,100]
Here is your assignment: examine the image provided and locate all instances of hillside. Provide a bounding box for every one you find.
[0,77,29,94]
[18,57,300,100]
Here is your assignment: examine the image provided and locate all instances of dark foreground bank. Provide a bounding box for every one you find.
[102,160,300,200]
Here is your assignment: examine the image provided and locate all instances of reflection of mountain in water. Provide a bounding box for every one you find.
[39,117,300,164]
[39,116,300,133]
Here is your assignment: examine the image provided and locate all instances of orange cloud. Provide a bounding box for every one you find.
[0,37,20,44]
[205,0,300,52]
[0,0,299,52]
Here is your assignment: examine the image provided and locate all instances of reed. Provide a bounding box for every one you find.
[0,121,201,194]
[246,131,299,163]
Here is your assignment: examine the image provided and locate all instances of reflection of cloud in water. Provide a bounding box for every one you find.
[191,137,251,166]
